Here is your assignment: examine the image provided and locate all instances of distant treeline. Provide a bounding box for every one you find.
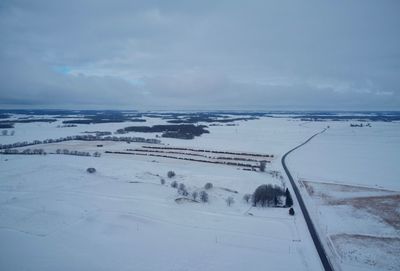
[167,116,258,124]
[294,115,400,122]
[0,118,57,129]
[116,124,209,140]
[0,135,161,150]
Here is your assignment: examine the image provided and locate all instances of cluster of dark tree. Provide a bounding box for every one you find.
[295,114,400,122]
[57,124,78,128]
[142,146,273,158]
[107,151,259,169]
[216,156,263,163]
[0,109,138,116]
[55,149,101,157]
[0,119,57,129]
[62,112,146,124]
[350,123,371,127]
[250,185,293,208]
[82,131,112,136]
[1,148,46,155]
[1,130,15,136]
[166,116,258,124]
[0,124,14,129]
[0,114,10,119]
[0,135,161,150]
[116,124,209,139]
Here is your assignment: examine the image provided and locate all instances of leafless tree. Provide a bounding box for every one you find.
[226,196,234,206]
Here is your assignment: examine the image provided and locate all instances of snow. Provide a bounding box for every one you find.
[2,113,399,270]
[0,153,321,271]
[287,121,400,190]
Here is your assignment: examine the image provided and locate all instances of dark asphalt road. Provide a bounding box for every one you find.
[281,128,334,271]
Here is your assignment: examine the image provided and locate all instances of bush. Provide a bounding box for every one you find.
[199,191,209,202]
[167,171,176,178]
[289,207,295,216]
[243,194,251,203]
[226,196,234,206]
[204,182,213,190]
[86,167,96,173]
[171,180,178,188]
[160,178,165,185]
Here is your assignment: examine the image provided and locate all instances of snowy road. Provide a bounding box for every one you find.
[282,128,334,271]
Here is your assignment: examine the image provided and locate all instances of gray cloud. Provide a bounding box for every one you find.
[0,0,399,110]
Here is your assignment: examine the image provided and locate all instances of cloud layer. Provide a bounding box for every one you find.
[1,0,399,110]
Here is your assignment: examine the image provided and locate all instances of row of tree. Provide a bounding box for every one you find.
[0,134,161,150]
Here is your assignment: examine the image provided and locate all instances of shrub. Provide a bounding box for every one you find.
[204,182,213,190]
[199,191,209,202]
[160,178,165,185]
[243,194,251,203]
[226,196,235,206]
[86,167,96,173]
[289,207,295,216]
[171,180,178,188]
[167,171,176,178]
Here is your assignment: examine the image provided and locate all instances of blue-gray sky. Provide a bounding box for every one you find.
[0,0,399,110]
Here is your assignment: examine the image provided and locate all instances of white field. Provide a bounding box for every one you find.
[287,121,400,271]
[1,115,399,270]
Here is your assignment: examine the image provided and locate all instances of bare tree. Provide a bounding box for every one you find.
[178,183,188,196]
[226,196,235,206]
[243,194,251,203]
[192,191,198,201]
[167,171,176,178]
[199,191,209,202]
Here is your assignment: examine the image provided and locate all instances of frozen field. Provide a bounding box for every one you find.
[1,114,399,270]
[286,121,400,271]
[0,154,320,271]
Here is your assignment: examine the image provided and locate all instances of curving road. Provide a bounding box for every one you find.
[281,128,334,271]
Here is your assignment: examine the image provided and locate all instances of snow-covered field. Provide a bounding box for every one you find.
[0,154,320,271]
[1,114,399,270]
[287,121,400,271]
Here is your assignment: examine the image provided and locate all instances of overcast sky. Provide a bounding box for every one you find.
[0,0,399,110]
